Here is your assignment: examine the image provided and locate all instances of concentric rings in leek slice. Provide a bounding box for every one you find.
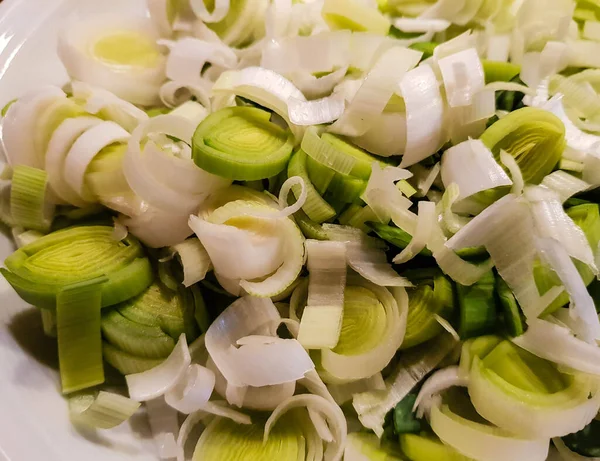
[192,413,305,461]
[1,225,153,310]
[193,106,295,181]
[401,270,455,350]
[480,107,566,184]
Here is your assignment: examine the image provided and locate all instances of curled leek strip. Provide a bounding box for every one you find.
[0,225,153,310]
[190,198,305,297]
[101,281,202,374]
[193,106,294,181]
[69,390,141,429]
[480,107,566,184]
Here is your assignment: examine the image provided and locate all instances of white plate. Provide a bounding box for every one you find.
[0,0,157,459]
[0,0,572,460]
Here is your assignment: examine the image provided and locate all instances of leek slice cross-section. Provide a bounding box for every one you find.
[57,277,106,394]
[10,165,54,232]
[480,107,566,184]
[0,225,153,310]
[193,106,295,181]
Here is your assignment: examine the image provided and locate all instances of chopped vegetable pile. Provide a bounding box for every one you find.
[2,0,600,459]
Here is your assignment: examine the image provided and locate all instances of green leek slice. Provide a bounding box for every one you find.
[480,107,566,184]
[399,433,472,461]
[393,393,421,434]
[401,271,455,350]
[192,414,305,461]
[482,60,521,84]
[102,281,200,372]
[345,433,404,460]
[102,341,164,375]
[10,165,54,232]
[1,225,153,310]
[69,390,140,429]
[456,271,498,340]
[288,150,336,223]
[306,155,335,195]
[301,127,387,180]
[193,106,294,181]
[322,0,391,34]
[562,419,600,457]
[496,277,524,337]
[57,277,106,394]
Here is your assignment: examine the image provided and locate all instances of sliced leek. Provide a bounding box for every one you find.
[1,225,153,310]
[10,165,54,232]
[69,390,141,429]
[192,106,294,181]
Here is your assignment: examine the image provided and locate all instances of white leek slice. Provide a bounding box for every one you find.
[288,94,345,126]
[430,398,550,461]
[447,195,553,315]
[298,240,347,349]
[159,37,237,85]
[58,15,166,106]
[414,366,467,418]
[290,66,349,100]
[394,18,451,33]
[261,30,351,75]
[3,86,66,168]
[159,80,212,109]
[361,163,414,226]
[122,205,194,248]
[146,397,180,459]
[265,394,347,461]
[438,48,485,108]
[353,333,456,436]
[399,64,445,168]
[123,114,230,213]
[63,121,130,203]
[45,116,103,205]
[500,150,524,196]
[212,67,306,139]
[541,171,590,203]
[320,278,407,382]
[441,139,512,201]
[469,355,600,438]
[171,238,212,287]
[328,47,422,137]
[69,391,141,429]
[205,296,314,388]
[535,237,600,342]
[324,224,412,287]
[126,334,191,402]
[513,319,600,376]
[191,200,305,297]
[208,357,296,410]
[351,112,407,157]
[70,81,149,133]
[164,364,216,414]
[190,0,230,23]
[527,186,597,270]
[146,0,178,37]
[327,373,385,405]
[393,201,436,264]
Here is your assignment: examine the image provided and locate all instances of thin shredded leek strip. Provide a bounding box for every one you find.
[69,390,140,429]
[57,277,106,394]
[193,106,294,181]
[457,271,498,340]
[10,165,54,232]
